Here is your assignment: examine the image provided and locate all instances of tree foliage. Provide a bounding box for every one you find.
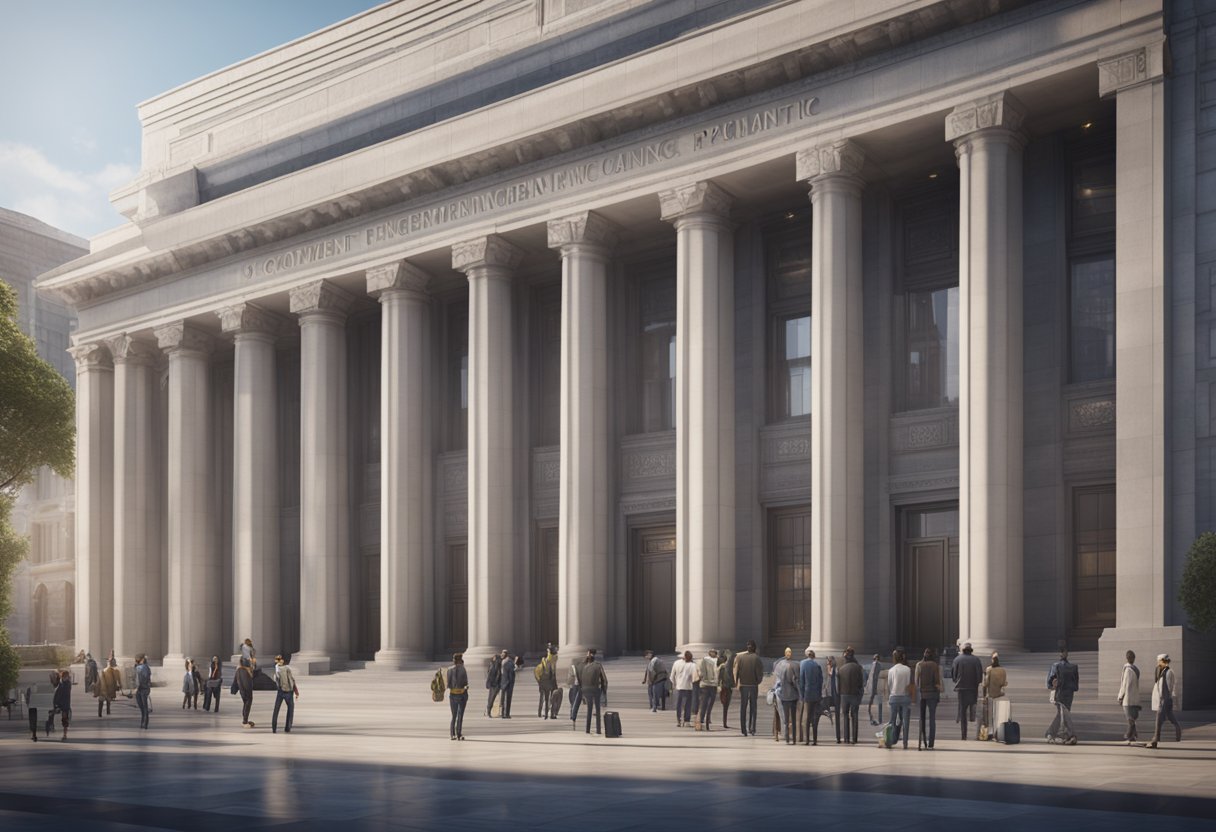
[0,278,77,694]
[1180,532,1216,634]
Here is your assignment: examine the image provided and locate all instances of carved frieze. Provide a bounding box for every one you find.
[626,450,675,481]
[450,234,525,273]
[945,91,1026,142]
[888,472,959,494]
[1097,43,1164,98]
[1066,392,1116,436]
[620,495,676,516]
[657,180,732,221]
[442,456,468,494]
[891,410,958,452]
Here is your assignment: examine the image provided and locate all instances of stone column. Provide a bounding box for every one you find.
[947,92,1026,654]
[797,140,866,653]
[218,303,286,656]
[154,321,220,664]
[289,280,355,674]
[67,342,114,659]
[548,212,617,657]
[659,181,736,654]
[108,334,161,664]
[452,235,524,662]
[367,262,434,667]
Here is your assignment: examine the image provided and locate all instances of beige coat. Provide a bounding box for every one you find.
[95,666,121,701]
[1117,663,1141,707]
[982,666,1007,699]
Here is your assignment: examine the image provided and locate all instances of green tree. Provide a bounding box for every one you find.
[1179,532,1216,634]
[0,279,75,695]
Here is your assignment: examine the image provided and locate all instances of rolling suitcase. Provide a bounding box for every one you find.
[998,721,1020,745]
[604,710,622,738]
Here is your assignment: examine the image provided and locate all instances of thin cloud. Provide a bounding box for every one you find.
[0,142,134,238]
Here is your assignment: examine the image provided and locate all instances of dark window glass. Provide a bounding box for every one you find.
[1072,486,1116,633]
[904,285,959,410]
[768,506,812,642]
[448,303,468,450]
[534,289,561,447]
[1069,257,1115,383]
[639,275,676,432]
[1071,155,1116,238]
[776,314,811,418]
[766,221,812,422]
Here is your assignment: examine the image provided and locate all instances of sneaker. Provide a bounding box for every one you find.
[1066,736,1078,745]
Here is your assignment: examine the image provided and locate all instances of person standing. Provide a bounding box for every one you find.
[271,655,299,733]
[499,651,516,719]
[537,645,558,719]
[1116,650,1141,745]
[190,660,204,709]
[181,659,196,709]
[485,650,503,717]
[642,650,665,712]
[694,649,719,731]
[203,657,223,713]
[981,652,1008,740]
[1148,653,1181,749]
[798,648,823,745]
[52,669,72,741]
[134,654,151,730]
[84,653,98,695]
[446,653,469,740]
[838,647,864,745]
[717,650,734,729]
[577,649,607,735]
[735,640,764,737]
[915,648,944,749]
[824,656,841,743]
[1046,649,1079,745]
[568,653,583,728]
[951,643,983,740]
[886,648,913,750]
[671,650,695,728]
[773,647,800,744]
[236,653,257,729]
[867,654,884,726]
[95,657,121,718]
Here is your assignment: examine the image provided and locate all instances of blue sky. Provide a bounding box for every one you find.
[0,0,383,239]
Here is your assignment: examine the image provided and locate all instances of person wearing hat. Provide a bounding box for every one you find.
[1117,650,1142,745]
[951,643,983,740]
[1046,648,1080,745]
[1148,653,1181,748]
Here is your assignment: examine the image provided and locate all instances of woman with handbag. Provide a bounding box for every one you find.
[1116,650,1141,745]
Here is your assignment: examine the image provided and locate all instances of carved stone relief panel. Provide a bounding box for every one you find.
[890,408,958,453]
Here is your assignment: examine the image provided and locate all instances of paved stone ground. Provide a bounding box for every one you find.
[2,658,1214,831]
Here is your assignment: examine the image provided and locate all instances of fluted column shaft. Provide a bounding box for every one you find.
[155,321,219,664]
[453,235,524,662]
[68,342,114,659]
[109,336,160,663]
[548,213,617,656]
[290,281,353,673]
[660,182,735,654]
[948,93,1026,654]
[798,140,866,653]
[369,263,433,666]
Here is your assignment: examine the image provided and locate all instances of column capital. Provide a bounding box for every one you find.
[451,234,525,274]
[546,211,619,253]
[67,341,113,371]
[945,91,1026,143]
[658,181,732,223]
[154,320,214,355]
[217,302,290,337]
[106,334,159,365]
[1097,40,1166,98]
[288,279,356,318]
[796,139,865,183]
[366,260,431,298]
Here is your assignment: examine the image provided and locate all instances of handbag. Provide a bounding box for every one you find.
[1048,688,1057,705]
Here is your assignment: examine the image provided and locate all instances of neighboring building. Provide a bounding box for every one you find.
[1,208,86,646]
[35,1,1215,703]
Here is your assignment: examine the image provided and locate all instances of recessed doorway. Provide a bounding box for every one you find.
[898,504,959,656]
[628,523,676,653]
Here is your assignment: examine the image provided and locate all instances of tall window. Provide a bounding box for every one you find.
[905,285,959,410]
[768,506,812,643]
[639,274,676,433]
[1068,130,1116,383]
[767,220,812,422]
[447,302,468,450]
[1073,486,1116,634]
[533,287,562,447]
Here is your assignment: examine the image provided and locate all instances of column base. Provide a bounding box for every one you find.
[460,645,503,665]
[371,648,431,670]
[558,643,599,661]
[808,642,860,657]
[1098,625,1216,711]
[291,652,345,676]
[954,638,1024,659]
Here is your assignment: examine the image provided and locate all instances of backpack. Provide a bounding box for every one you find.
[430,669,446,702]
[534,660,546,683]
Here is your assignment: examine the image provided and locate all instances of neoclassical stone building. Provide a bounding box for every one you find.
[37,0,1215,702]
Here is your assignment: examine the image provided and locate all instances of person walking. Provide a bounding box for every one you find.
[51,669,72,741]
[838,647,865,745]
[981,652,1008,740]
[642,650,666,712]
[773,647,800,744]
[671,650,696,728]
[568,653,583,728]
[536,645,558,719]
[239,638,257,671]
[915,648,944,749]
[499,651,516,719]
[84,653,98,695]
[181,659,196,709]
[95,657,121,718]
[824,656,841,743]
[134,654,151,729]
[1117,650,1142,745]
[203,657,223,713]
[1147,653,1181,749]
[190,660,204,709]
[867,654,885,726]
[694,649,719,731]
[577,649,607,735]
[951,643,983,740]
[236,653,257,729]
[1046,649,1079,745]
[717,650,734,729]
[446,653,469,740]
[886,648,913,750]
[798,648,824,745]
[735,640,764,737]
[485,650,503,716]
[271,655,299,733]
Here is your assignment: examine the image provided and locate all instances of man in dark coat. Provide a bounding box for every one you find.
[951,642,984,739]
[577,649,608,735]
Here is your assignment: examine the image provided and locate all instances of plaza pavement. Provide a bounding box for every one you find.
[2,655,1214,831]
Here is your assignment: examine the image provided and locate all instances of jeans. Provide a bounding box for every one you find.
[799,699,822,743]
[499,683,514,718]
[957,689,978,738]
[449,691,467,737]
[136,690,150,728]
[739,685,759,735]
[273,689,295,732]
[486,685,500,716]
[570,687,582,722]
[868,691,884,725]
[888,695,911,748]
[648,681,665,711]
[675,689,693,724]
[918,696,939,747]
[698,687,716,727]
[1047,690,1075,741]
[840,693,862,743]
[203,682,220,712]
[1151,701,1181,744]
[779,699,798,742]
[583,688,603,733]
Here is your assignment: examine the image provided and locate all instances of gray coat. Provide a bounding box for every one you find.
[952,653,983,692]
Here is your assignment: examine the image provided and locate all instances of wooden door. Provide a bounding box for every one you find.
[356,552,381,659]
[535,526,559,647]
[899,506,959,656]
[446,542,468,651]
[630,526,676,652]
